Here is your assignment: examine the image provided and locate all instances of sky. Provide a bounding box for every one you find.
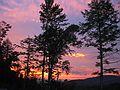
[0,0,120,80]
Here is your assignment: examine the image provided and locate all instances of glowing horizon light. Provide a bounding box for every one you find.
[66,53,85,57]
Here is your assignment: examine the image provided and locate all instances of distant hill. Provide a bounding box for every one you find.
[66,75,120,86]
[63,75,120,90]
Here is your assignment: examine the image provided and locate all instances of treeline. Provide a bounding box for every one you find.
[0,0,120,90]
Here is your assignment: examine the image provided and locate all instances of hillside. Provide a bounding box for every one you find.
[63,75,120,90]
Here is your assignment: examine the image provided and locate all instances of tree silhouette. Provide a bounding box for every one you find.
[39,0,67,85]
[53,60,71,81]
[15,37,37,78]
[0,21,19,85]
[39,0,79,89]
[79,0,120,90]
[34,34,47,86]
[0,21,11,43]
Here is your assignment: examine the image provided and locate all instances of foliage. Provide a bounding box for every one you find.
[0,21,11,42]
[15,37,38,78]
[52,60,71,80]
[0,21,19,82]
[38,1,79,88]
[79,0,120,75]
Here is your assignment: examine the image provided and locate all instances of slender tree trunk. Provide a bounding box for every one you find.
[0,45,3,61]
[100,43,103,90]
[56,72,59,81]
[26,57,29,77]
[26,43,30,78]
[48,66,53,82]
[42,52,46,89]
[99,25,103,90]
[48,60,53,90]
[56,69,60,81]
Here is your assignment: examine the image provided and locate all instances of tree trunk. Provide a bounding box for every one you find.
[42,50,46,90]
[42,55,45,83]
[25,42,30,90]
[99,25,103,90]
[100,43,103,90]
[56,70,60,81]
[26,58,29,78]
[56,73,59,81]
[26,44,30,78]
[48,61,53,90]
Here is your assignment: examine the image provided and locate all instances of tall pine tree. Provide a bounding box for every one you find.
[38,0,79,89]
[15,37,37,78]
[79,0,120,90]
[0,21,19,83]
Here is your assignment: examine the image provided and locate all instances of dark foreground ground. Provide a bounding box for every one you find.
[0,75,120,90]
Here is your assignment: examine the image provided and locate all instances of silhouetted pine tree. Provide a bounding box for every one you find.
[79,0,120,90]
[0,21,11,41]
[34,34,48,87]
[53,60,71,81]
[39,0,79,89]
[0,21,19,84]
[16,37,36,78]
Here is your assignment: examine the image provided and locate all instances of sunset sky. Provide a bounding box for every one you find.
[0,0,120,80]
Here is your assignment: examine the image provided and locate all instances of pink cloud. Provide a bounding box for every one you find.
[0,0,40,23]
[54,0,91,15]
[71,65,97,75]
[7,30,28,44]
[0,5,11,11]
[79,66,96,73]
[59,73,96,80]
[0,0,91,23]
[6,0,20,6]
